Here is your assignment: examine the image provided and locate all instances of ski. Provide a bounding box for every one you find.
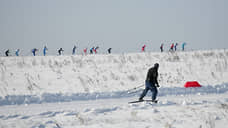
[128,100,158,104]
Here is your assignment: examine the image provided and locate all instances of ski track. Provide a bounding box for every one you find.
[0,83,228,106]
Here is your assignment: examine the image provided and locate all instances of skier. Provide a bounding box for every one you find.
[72,45,77,55]
[58,48,64,55]
[90,47,94,54]
[32,48,38,56]
[5,49,10,56]
[160,44,164,52]
[174,43,178,51]
[83,48,87,55]
[43,46,48,56]
[182,42,186,51]
[94,46,99,54]
[108,48,112,54]
[139,63,160,102]
[142,45,146,52]
[170,43,174,51]
[15,49,20,56]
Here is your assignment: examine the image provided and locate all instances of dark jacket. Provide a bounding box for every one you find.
[146,66,159,85]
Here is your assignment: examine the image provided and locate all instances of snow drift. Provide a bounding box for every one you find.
[0,49,228,105]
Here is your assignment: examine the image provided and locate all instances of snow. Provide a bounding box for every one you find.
[0,49,228,127]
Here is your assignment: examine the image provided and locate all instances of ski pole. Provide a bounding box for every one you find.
[119,84,144,96]
[132,84,144,90]
[127,84,144,93]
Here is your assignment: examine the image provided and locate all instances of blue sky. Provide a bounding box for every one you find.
[0,0,227,55]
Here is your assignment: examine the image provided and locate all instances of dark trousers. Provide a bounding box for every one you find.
[140,81,158,101]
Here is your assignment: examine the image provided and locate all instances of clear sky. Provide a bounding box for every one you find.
[0,0,227,55]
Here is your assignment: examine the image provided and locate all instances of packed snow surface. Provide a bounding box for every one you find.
[0,49,228,127]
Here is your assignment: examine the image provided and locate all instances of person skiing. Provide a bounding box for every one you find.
[83,48,87,55]
[90,47,94,54]
[94,46,99,54]
[142,45,146,52]
[15,49,20,56]
[58,48,64,55]
[170,43,174,51]
[182,42,186,51]
[43,46,48,56]
[72,45,77,55]
[5,49,10,56]
[32,48,38,56]
[160,43,164,52]
[139,63,160,102]
[108,48,112,54]
[174,43,178,51]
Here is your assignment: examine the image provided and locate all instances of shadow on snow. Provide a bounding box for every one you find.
[0,83,228,106]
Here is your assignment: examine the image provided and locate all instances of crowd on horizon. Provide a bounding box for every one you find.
[141,42,187,52]
[1,42,187,57]
[1,46,113,57]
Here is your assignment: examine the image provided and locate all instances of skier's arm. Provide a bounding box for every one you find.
[146,69,151,81]
[155,73,159,87]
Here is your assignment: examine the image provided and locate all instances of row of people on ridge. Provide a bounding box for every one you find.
[142,42,187,52]
[3,42,186,56]
[3,46,112,56]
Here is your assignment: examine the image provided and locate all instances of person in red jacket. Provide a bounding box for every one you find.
[142,45,146,52]
[94,46,99,54]
[170,43,174,51]
[83,48,87,55]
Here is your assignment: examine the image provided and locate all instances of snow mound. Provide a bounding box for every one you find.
[0,49,228,105]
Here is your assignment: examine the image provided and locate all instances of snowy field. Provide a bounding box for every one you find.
[0,49,228,128]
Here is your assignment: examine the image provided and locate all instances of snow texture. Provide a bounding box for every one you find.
[0,49,228,127]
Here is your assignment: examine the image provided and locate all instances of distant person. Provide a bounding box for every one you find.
[5,49,10,56]
[174,43,178,51]
[15,49,20,56]
[170,43,174,51]
[58,48,64,55]
[43,46,48,56]
[94,46,99,54]
[108,48,112,54]
[90,47,94,54]
[72,45,77,55]
[83,48,87,55]
[142,45,146,52]
[182,42,186,51]
[139,63,160,103]
[160,43,164,52]
[32,48,38,56]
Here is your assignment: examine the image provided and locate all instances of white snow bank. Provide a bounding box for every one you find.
[0,49,228,102]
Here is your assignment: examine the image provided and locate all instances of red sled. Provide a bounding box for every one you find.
[184,81,201,88]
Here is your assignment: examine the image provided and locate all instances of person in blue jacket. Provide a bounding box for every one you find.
[32,48,38,56]
[43,46,48,56]
[182,42,186,51]
[15,49,20,56]
[90,47,94,54]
